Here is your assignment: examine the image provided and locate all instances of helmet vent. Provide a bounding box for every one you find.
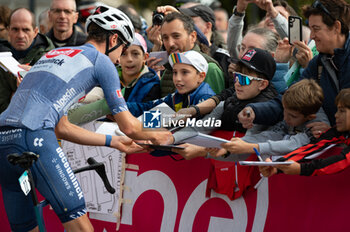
[95,18,105,25]
[112,14,123,21]
[104,16,114,22]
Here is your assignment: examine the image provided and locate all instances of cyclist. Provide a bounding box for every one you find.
[0,5,171,232]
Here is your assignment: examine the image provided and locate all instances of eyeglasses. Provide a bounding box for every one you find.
[237,44,255,54]
[234,72,264,86]
[311,0,336,21]
[116,38,129,54]
[50,8,76,15]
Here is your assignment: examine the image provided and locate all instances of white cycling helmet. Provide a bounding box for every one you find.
[85,5,134,45]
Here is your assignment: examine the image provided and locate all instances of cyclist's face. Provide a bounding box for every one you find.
[108,36,126,64]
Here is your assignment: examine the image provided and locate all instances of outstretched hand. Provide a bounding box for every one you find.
[111,136,146,154]
[238,106,255,129]
[258,158,277,177]
[172,143,206,160]
[221,137,257,154]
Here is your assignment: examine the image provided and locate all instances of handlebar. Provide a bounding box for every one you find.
[73,157,116,194]
[8,152,116,194]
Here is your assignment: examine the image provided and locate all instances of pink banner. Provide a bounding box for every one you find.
[1,150,350,231]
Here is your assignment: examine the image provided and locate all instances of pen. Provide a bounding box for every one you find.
[253,148,263,162]
[245,109,251,118]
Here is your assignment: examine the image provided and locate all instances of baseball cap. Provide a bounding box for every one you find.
[180,4,216,30]
[238,48,276,80]
[131,33,147,53]
[169,50,208,74]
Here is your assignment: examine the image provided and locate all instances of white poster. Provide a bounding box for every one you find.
[61,121,125,222]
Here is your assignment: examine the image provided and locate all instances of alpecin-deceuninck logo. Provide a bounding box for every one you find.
[143,110,161,128]
[46,49,83,58]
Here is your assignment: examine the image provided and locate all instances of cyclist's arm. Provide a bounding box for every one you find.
[112,110,171,144]
[55,115,132,150]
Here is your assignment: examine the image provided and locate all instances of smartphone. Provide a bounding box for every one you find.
[288,16,303,45]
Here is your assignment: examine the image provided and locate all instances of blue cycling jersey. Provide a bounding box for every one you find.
[0,43,127,231]
[0,43,127,130]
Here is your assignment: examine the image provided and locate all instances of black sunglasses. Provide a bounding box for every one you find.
[311,0,336,21]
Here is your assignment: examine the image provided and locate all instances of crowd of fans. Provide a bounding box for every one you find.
[1,0,350,230]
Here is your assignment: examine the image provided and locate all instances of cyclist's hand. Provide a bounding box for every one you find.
[111,136,145,153]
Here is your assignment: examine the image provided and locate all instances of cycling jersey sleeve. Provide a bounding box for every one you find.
[94,54,128,115]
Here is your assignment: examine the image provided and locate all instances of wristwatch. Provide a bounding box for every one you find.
[233,6,245,17]
[190,105,201,118]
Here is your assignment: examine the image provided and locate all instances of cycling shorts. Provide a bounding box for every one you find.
[0,126,87,231]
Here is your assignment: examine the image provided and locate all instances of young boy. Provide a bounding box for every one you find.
[216,79,326,160]
[126,50,215,116]
[118,33,160,102]
[171,48,278,159]
[260,88,350,177]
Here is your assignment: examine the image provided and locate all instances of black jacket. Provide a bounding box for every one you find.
[46,26,87,48]
[220,84,278,131]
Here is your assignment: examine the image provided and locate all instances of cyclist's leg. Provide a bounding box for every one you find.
[62,214,93,231]
[0,127,39,231]
[26,128,93,231]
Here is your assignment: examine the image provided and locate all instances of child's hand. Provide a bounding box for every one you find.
[258,158,277,177]
[275,160,301,175]
[221,137,257,154]
[205,147,227,157]
[172,143,206,160]
[238,107,255,129]
[306,121,331,138]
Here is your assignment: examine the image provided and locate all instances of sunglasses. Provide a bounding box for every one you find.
[234,72,264,86]
[311,0,336,21]
[117,38,129,54]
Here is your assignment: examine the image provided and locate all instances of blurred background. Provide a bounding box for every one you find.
[0,0,315,28]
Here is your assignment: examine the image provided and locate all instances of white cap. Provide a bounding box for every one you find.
[131,33,147,53]
[168,51,208,74]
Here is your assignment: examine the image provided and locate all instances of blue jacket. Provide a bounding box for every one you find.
[272,63,288,94]
[251,33,350,126]
[125,68,160,103]
[127,82,215,117]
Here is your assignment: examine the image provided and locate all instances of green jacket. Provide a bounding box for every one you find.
[160,44,225,97]
[0,34,55,113]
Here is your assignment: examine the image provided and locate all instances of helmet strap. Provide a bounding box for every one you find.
[105,34,123,56]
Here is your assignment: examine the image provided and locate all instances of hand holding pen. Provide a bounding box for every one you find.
[238,106,255,129]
